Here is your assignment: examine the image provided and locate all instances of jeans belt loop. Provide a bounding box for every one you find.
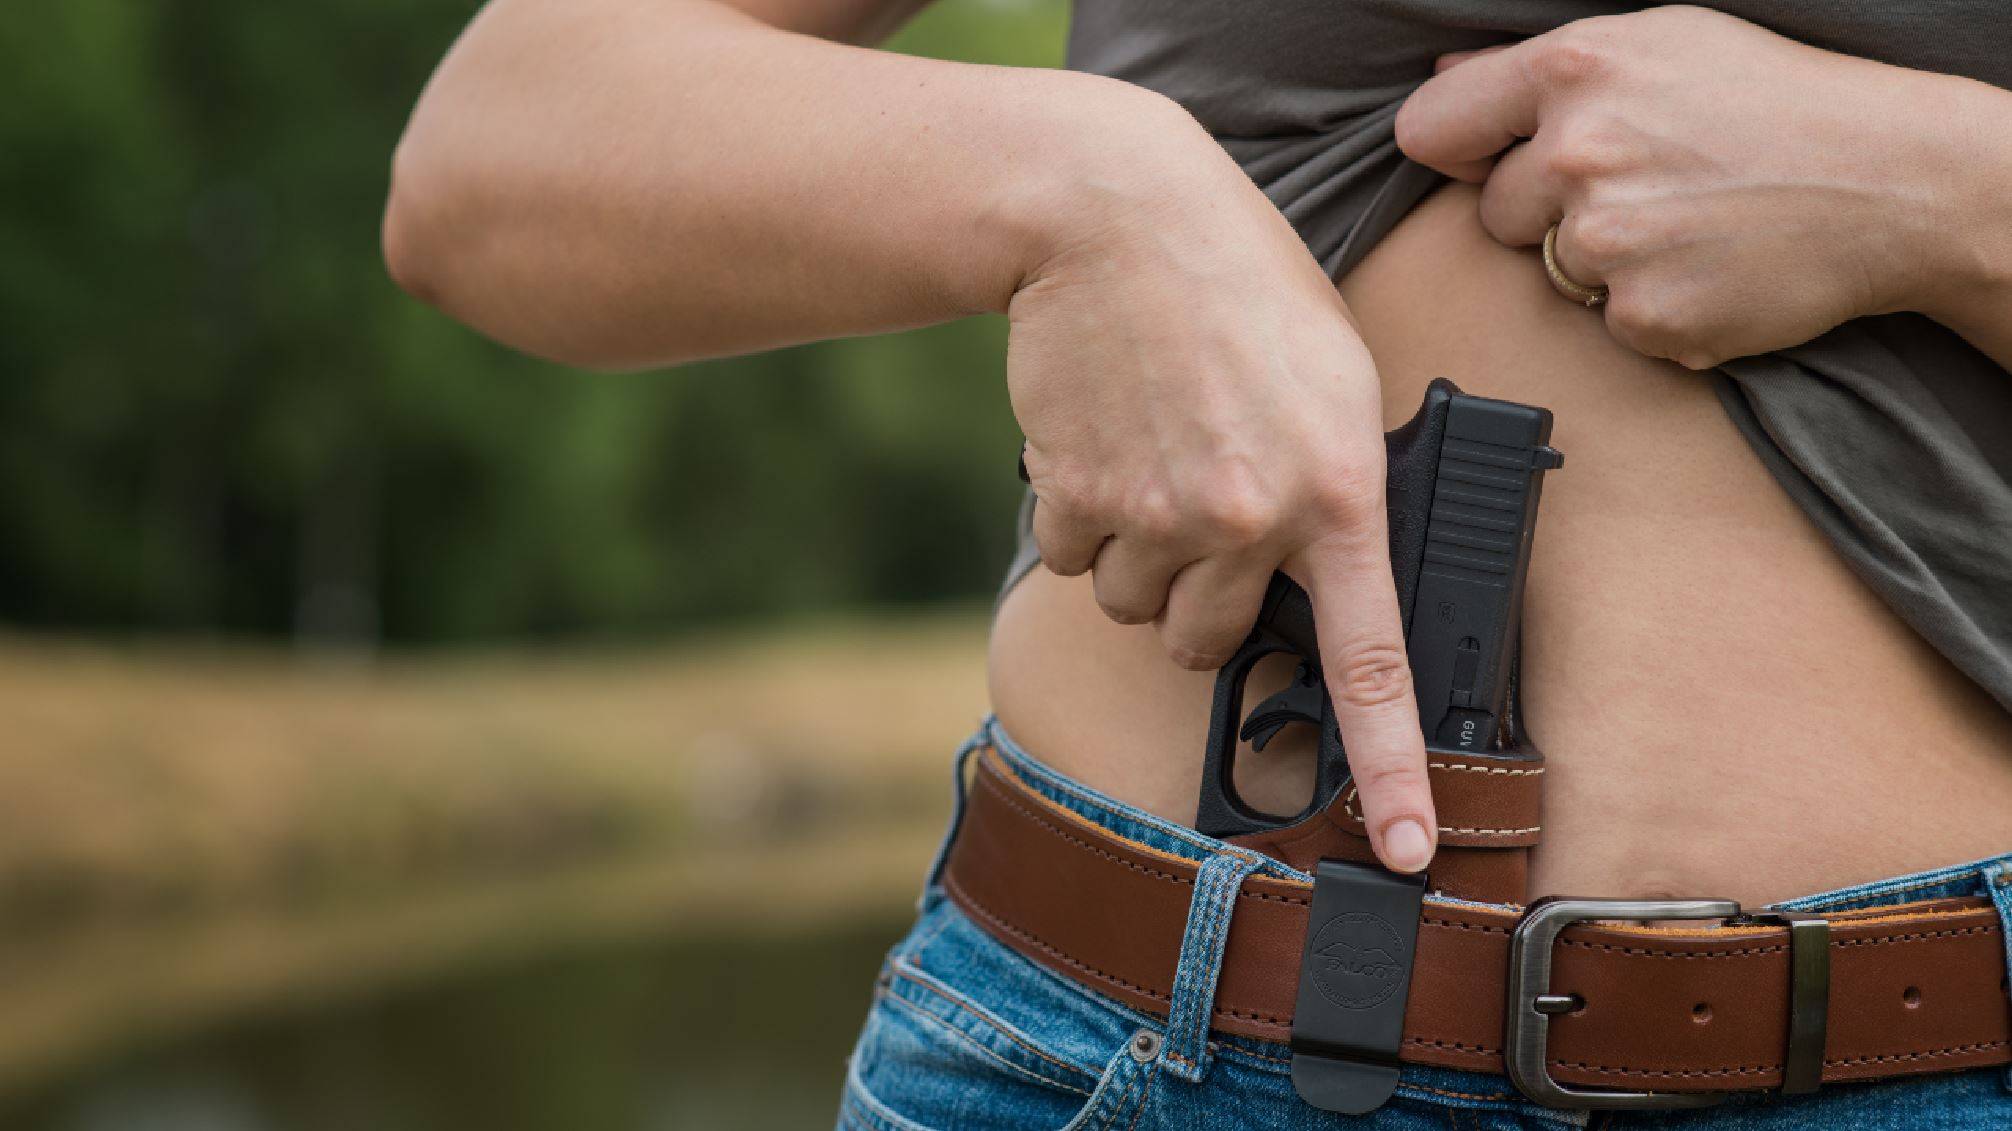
[1728,909,1832,1095]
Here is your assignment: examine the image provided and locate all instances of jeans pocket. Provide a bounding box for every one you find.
[839,903,1154,1131]
[840,994,1147,1131]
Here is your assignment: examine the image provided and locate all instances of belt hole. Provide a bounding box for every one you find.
[1690,1002,1712,1024]
[1902,986,1922,1009]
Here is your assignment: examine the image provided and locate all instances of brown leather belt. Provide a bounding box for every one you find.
[942,747,2012,1105]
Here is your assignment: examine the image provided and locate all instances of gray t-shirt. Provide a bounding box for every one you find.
[1005,0,2012,714]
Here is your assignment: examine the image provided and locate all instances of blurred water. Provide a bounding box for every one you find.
[0,918,906,1131]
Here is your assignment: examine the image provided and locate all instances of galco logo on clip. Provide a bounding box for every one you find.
[1308,912,1407,1011]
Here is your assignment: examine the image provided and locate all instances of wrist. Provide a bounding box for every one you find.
[983,74,1246,304]
[1890,72,2012,329]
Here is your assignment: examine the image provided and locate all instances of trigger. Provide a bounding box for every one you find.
[1237,662,1325,752]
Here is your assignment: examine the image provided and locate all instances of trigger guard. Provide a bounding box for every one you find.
[1194,634,1351,839]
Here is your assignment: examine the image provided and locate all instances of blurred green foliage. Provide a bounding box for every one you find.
[0,0,1067,644]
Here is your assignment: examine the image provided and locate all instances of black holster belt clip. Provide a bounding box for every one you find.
[1289,860,1428,1115]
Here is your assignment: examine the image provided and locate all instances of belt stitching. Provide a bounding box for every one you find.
[1430,761,1543,776]
[1552,1039,2012,1079]
[1342,782,1541,837]
[973,764,1995,949]
[960,765,2010,1074]
[947,861,2009,1079]
[975,770,1196,887]
[976,767,2003,951]
[943,869,1186,1011]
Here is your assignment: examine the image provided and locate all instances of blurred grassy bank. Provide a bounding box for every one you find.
[0,613,989,1103]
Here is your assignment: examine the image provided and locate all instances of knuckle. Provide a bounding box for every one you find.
[1122,485,1181,542]
[1546,121,1627,183]
[1194,473,1278,547]
[1475,183,1526,245]
[1164,636,1231,672]
[1036,466,1096,518]
[1332,643,1414,711]
[1304,456,1385,529]
[1604,290,1688,357]
[1039,547,1090,577]
[1033,528,1097,576]
[1560,207,1632,267]
[1530,30,1611,86]
[1096,592,1154,626]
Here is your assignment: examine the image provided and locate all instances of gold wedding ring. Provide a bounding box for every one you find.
[1543,223,1609,308]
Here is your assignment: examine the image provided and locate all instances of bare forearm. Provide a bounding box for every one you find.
[383,0,1205,369]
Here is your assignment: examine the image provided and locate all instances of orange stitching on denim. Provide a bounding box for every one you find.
[1123,1061,1158,1131]
[842,1054,938,1131]
[888,958,1097,1083]
[1104,1061,1139,1126]
[838,1086,890,1131]
[877,988,1094,1098]
[901,903,959,964]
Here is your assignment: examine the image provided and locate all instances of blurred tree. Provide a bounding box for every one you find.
[0,0,1066,647]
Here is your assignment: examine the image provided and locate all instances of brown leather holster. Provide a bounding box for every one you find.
[940,743,2012,1105]
[1229,743,1544,905]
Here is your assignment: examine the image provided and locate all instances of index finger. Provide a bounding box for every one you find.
[1285,527,1437,874]
[1394,40,1542,182]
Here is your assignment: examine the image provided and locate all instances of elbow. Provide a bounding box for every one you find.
[379,127,694,373]
[378,136,640,372]
[381,138,451,310]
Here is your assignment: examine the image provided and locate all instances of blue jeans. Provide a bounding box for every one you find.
[838,720,2012,1130]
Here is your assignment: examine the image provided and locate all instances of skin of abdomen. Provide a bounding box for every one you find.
[988,184,2012,906]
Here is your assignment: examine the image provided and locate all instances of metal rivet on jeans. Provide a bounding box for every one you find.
[1129,1030,1162,1063]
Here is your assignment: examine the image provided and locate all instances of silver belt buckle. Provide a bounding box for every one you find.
[1504,897,1741,1110]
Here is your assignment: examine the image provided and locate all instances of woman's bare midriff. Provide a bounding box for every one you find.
[989,183,2012,907]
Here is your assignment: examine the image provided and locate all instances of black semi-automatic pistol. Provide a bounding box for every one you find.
[1193,379,1562,839]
